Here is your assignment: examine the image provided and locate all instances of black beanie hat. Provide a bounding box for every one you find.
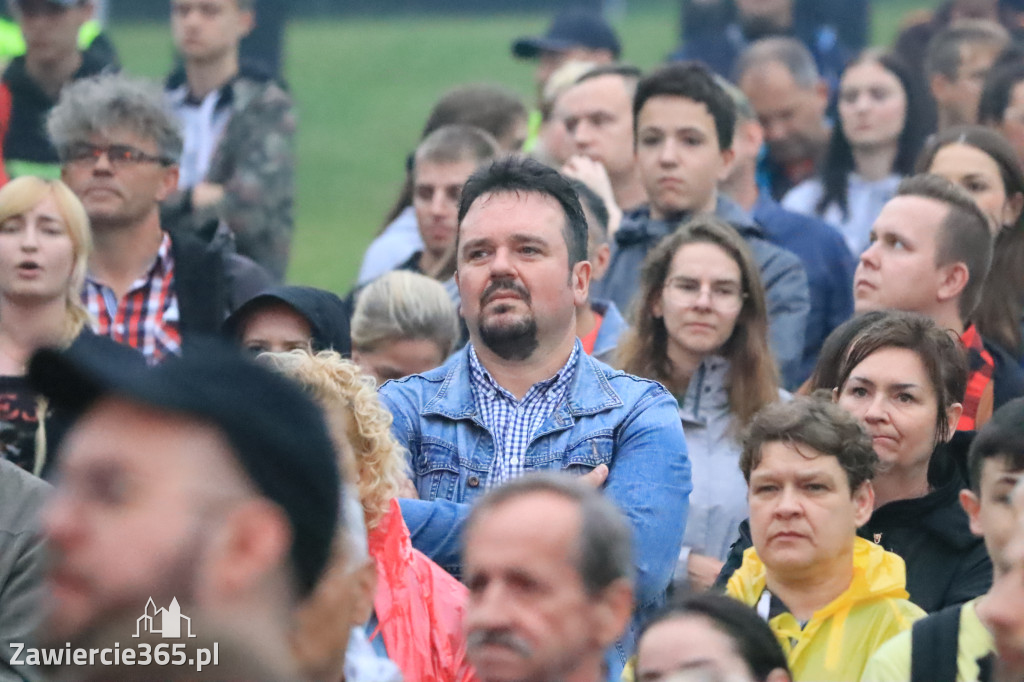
[29,337,342,598]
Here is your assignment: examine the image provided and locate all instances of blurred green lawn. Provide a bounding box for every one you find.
[108,0,934,293]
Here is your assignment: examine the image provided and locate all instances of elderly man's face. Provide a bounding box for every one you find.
[42,398,250,643]
[739,61,828,167]
[463,491,617,682]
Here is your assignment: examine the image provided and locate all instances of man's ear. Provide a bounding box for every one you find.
[936,261,970,304]
[853,480,875,527]
[572,259,592,308]
[717,147,737,182]
[238,7,256,39]
[592,579,634,648]
[156,165,181,203]
[205,499,292,600]
[960,488,984,537]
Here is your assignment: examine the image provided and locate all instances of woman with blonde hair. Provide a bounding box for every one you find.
[617,215,780,592]
[263,350,475,682]
[0,176,137,476]
[350,270,460,385]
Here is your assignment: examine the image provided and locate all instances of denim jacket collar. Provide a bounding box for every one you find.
[422,339,624,422]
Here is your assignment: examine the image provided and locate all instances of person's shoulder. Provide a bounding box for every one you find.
[583,353,673,403]
[860,626,911,682]
[781,177,825,212]
[0,458,50,530]
[232,69,293,111]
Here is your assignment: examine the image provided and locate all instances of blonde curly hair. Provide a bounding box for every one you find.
[260,350,409,530]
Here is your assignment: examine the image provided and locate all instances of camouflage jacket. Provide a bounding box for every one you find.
[165,70,296,282]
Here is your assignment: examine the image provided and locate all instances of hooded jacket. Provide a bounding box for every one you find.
[222,285,352,356]
[727,537,925,681]
[716,439,992,614]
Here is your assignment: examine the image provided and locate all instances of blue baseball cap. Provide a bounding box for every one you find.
[512,9,621,60]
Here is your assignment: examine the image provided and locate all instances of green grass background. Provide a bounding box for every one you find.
[108,0,935,293]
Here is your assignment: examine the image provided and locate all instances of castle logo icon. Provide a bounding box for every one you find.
[133,598,196,639]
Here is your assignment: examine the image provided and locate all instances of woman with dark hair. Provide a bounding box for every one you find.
[716,311,993,613]
[634,593,791,682]
[616,215,779,591]
[783,50,928,254]
[917,125,1024,361]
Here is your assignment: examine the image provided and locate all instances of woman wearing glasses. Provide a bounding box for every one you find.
[616,215,780,592]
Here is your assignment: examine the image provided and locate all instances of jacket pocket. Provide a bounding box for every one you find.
[560,435,615,474]
[414,439,462,501]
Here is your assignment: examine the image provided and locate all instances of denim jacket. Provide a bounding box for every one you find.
[381,342,692,617]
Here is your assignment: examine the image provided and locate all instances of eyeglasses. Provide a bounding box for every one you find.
[63,143,173,168]
[664,277,746,311]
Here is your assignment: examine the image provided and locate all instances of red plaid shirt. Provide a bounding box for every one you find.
[83,233,182,364]
[958,324,994,431]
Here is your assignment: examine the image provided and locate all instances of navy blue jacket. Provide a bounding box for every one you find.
[593,196,810,389]
[752,194,855,385]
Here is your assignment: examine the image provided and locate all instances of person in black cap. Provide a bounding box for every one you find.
[27,339,341,678]
[511,8,620,102]
[223,285,352,356]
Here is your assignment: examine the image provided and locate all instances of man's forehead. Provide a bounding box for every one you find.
[880,195,949,230]
[560,73,629,107]
[88,128,160,151]
[413,157,477,184]
[637,95,714,127]
[462,190,565,226]
[67,398,227,466]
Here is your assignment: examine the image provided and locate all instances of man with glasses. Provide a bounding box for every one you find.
[47,73,269,364]
[1,0,112,181]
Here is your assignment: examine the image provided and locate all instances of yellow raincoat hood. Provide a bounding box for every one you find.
[727,536,925,681]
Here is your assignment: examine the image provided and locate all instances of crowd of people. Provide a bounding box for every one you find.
[7,0,1024,680]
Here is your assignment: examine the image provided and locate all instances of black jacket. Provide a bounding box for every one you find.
[167,227,271,348]
[714,435,991,613]
[2,50,111,167]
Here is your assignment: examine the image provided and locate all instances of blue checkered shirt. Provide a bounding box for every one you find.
[468,342,580,488]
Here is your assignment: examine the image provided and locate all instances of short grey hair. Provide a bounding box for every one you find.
[47,74,184,163]
[734,37,821,89]
[464,472,634,595]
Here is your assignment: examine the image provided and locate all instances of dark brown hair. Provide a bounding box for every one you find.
[740,397,879,493]
[616,215,778,427]
[835,311,968,445]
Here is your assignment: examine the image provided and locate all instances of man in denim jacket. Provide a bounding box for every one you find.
[379,156,691,667]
